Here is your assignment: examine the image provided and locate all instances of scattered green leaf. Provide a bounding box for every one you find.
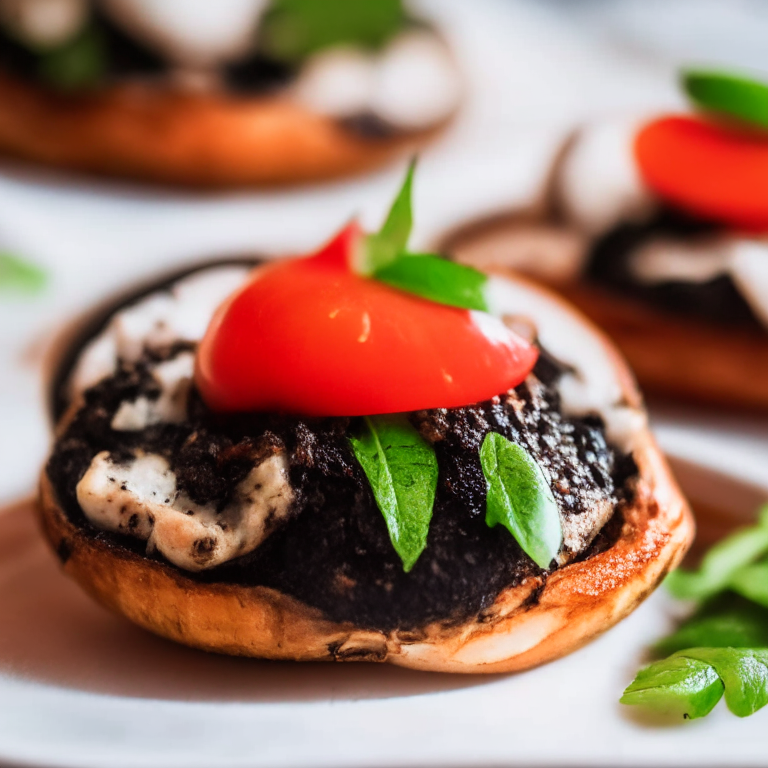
[479,432,561,569]
[349,414,438,572]
[39,25,105,90]
[620,654,724,720]
[666,505,768,601]
[655,596,768,656]
[362,160,416,275]
[260,0,408,64]
[682,648,768,718]
[683,69,768,130]
[0,253,46,294]
[729,561,768,609]
[374,254,489,311]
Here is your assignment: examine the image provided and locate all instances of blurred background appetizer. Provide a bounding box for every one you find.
[0,0,461,185]
[446,69,768,411]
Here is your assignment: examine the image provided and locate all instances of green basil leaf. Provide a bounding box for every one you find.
[374,254,489,311]
[683,69,768,130]
[362,160,416,275]
[679,648,768,718]
[260,0,407,64]
[349,414,438,572]
[39,25,105,90]
[0,253,46,294]
[480,432,561,569]
[729,561,768,608]
[620,655,724,720]
[655,597,768,655]
[666,506,768,601]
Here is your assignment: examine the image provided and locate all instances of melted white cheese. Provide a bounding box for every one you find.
[485,275,646,451]
[291,30,460,130]
[77,451,294,571]
[98,0,270,67]
[70,265,251,399]
[558,119,656,236]
[630,236,768,329]
[0,0,86,47]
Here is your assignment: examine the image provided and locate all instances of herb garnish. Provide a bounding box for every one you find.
[622,506,768,720]
[683,69,768,131]
[479,432,562,569]
[362,162,492,312]
[0,253,46,295]
[259,0,408,64]
[349,415,438,572]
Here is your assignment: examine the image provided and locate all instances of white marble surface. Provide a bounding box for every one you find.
[0,0,767,766]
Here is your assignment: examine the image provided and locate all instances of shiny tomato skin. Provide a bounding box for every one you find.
[635,115,768,231]
[196,259,538,416]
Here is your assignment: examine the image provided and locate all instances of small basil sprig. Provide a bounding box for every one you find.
[666,505,768,601]
[362,162,492,312]
[622,648,768,720]
[479,432,562,569]
[349,415,438,572]
[623,505,768,721]
[683,69,768,131]
[260,0,408,64]
[0,253,46,294]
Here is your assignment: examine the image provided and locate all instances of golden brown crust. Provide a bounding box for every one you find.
[37,273,693,672]
[0,73,444,187]
[447,212,768,411]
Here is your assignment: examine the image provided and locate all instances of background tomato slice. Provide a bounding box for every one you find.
[635,115,768,231]
[196,259,538,416]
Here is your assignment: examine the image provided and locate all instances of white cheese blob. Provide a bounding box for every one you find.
[0,0,86,47]
[292,47,377,119]
[558,119,656,236]
[370,31,460,130]
[485,275,646,451]
[70,265,250,398]
[98,0,270,67]
[77,450,295,571]
[292,30,461,131]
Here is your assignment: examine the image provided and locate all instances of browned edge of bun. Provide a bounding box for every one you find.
[37,270,693,672]
[444,209,768,412]
[0,73,449,187]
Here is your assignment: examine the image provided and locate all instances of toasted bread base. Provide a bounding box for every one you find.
[38,270,693,673]
[447,214,768,411]
[0,73,442,187]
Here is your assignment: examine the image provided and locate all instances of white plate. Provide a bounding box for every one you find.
[1,1,767,766]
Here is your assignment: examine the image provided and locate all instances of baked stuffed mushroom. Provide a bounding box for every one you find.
[446,70,768,410]
[0,0,460,185]
[40,169,692,671]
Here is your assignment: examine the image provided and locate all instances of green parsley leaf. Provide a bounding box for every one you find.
[349,414,438,572]
[362,160,416,275]
[479,432,562,569]
[620,654,724,720]
[0,253,46,294]
[655,596,768,656]
[683,69,768,130]
[374,254,489,311]
[39,25,105,90]
[681,648,768,718]
[729,561,768,608]
[260,0,407,64]
[666,505,768,601]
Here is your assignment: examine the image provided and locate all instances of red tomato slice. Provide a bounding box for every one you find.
[196,258,538,416]
[635,115,768,230]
